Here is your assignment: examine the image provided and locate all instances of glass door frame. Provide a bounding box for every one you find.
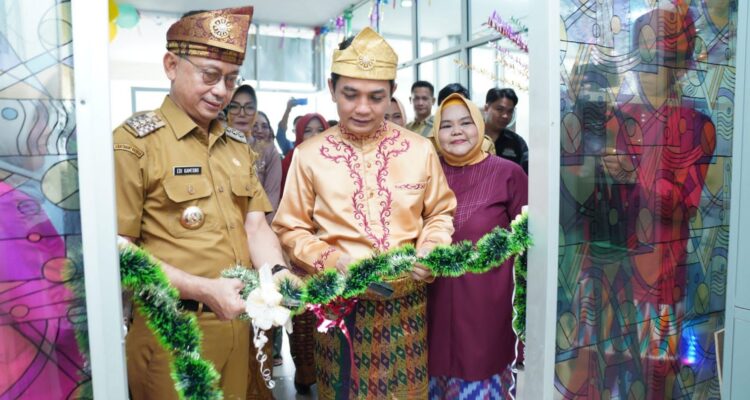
[521,0,560,398]
[724,0,750,398]
[523,1,750,399]
[71,0,128,397]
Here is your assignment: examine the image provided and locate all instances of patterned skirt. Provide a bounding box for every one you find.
[315,282,428,400]
[428,364,516,400]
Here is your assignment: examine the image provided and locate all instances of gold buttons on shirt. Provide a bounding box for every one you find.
[180,206,205,229]
[218,185,224,193]
[187,184,195,195]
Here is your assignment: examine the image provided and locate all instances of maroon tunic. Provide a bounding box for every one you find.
[427,155,528,381]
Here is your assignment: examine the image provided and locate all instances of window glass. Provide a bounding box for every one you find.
[418,53,460,98]
[418,0,461,55]
[470,41,529,138]
[469,0,529,40]
[381,2,414,64]
[256,25,315,84]
[394,66,415,121]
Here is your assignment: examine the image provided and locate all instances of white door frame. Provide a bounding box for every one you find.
[521,0,561,398]
[71,0,128,397]
[723,0,750,398]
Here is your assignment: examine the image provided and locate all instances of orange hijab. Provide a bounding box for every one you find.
[431,93,488,167]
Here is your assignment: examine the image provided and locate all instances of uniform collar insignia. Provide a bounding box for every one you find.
[125,112,165,138]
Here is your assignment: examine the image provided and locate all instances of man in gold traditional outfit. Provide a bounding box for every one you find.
[113,7,290,399]
[272,27,457,399]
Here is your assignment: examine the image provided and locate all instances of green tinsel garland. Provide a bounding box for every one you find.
[63,260,93,399]
[120,245,222,400]
[70,212,530,399]
[281,211,531,311]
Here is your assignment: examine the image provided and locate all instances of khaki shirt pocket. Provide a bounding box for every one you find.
[231,174,272,213]
[162,176,217,237]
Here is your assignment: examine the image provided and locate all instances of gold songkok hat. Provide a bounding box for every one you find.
[331,27,398,80]
[166,7,253,65]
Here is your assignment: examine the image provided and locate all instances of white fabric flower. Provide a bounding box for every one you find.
[245,264,293,332]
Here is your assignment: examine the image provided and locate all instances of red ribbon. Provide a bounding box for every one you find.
[308,297,359,388]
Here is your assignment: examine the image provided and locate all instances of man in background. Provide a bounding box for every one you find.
[406,80,436,136]
[485,88,528,174]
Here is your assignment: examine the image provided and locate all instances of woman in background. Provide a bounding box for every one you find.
[280,113,329,192]
[385,97,407,127]
[227,86,282,224]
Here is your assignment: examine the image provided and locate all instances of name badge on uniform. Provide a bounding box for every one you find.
[174,166,202,176]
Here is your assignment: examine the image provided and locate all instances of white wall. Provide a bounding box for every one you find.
[108,11,176,127]
[107,11,338,132]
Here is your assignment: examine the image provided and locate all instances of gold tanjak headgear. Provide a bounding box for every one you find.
[166,7,253,65]
[331,27,398,80]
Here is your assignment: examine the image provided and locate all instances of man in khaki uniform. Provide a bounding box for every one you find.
[113,7,289,399]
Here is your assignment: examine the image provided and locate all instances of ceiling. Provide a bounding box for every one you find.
[123,0,358,27]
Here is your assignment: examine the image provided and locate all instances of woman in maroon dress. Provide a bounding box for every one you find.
[427,93,528,399]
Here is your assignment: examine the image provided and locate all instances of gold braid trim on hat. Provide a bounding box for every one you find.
[167,41,243,65]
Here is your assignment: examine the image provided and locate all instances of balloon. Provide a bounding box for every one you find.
[116,4,139,29]
[109,20,117,42]
[108,0,119,22]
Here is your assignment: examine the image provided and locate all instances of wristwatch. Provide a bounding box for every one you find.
[271,264,287,275]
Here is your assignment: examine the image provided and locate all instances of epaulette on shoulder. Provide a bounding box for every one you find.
[123,112,166,138]
[225,127,248,143]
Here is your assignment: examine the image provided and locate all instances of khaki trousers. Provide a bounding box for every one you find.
[127,308,250,400]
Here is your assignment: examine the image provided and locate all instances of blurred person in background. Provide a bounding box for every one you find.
[437,83,471,105]
[275,98,305,156]
[484,88,528,174]
[280,113,329,192]
[406,80,436,136]
[227,86,282,224]
[385,97,407,127]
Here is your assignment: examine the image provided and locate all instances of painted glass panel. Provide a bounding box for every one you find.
[557,0,736,398]
[0,0,90,398]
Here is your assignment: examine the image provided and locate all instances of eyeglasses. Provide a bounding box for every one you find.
[227,102,256,115]
[180,56,239,90]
